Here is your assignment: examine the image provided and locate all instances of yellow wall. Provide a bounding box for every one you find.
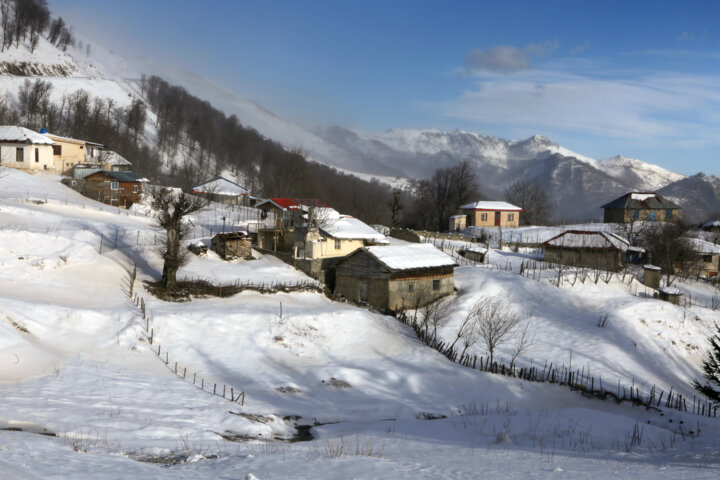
[305,238,366,259]
[0,144,54,171]
[47,137,87,174]
[466,210,520,228]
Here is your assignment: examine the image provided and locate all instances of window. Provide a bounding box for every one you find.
[666,209,673,220]
[480,213,488,221]
[508,213,514,221]
[408,283,414,292]
[110,182,119,190]
[632,209,640,219]
[703,255,713,263]
[649,211,656,222]
[35,148,39,163]
[79,145,84,149]
[15,147,23,162]
[334,238,341,249]
[132,185,138,193]
[432,279,440,291]
[52,145,62,155]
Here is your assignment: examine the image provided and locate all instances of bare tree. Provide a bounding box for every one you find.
[389,189,402,228]
[510,317,535,368]
[642,221,699,286]
[473,297,520,365]
[613,220,648,247]
[418,297,452,342]
[504,180,551,226]
[150,187,209,291]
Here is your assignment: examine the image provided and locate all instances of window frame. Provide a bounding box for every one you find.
[15,147,23,162]
[432,279,440,291]
[480,213,488,221]
[508,213,514,221]
[110,181,119,191]
[334,238,341,250]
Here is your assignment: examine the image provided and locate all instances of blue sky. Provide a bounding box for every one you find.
[55,0,720,175]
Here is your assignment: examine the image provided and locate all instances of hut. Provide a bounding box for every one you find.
[211,232,253,260]
[334,243,456,312]
[191,176,251,206]
[542,230,644,271]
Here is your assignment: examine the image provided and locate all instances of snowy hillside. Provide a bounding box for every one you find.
[2,168,720,477]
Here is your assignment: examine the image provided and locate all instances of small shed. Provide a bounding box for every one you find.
[449,214,467,232]
[334,243,457,312]
[643,264,661,289]
[542,230,643,271]
[211,232,253,260]
[658,286,682,305]
[462,246,488,263]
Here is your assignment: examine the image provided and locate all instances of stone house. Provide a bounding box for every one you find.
[211,232,253,260]
[0,126,54,171]
[601,192,680,223]
[191,175,251,206]
[334,243,456,312]
[542,230,644,271]
[255,198,332,252]
[458,201,522,228]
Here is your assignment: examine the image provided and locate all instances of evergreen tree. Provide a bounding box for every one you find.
[694,323,720,403]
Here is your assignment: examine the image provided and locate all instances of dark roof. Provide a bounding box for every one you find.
[256,198,331,210]
[88,170,144,182]
[601,192,680,210]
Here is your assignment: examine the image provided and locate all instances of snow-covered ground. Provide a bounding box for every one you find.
[2,168,720,478]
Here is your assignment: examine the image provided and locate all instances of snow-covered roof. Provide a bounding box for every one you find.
[192,176,249,196]
[364,243,456,271]
[659,286,681,295]
[543,230,643,252]
[320,215,386,241]
[467,246,488,254]
[687,237,720,255]
[103,151,132,166]
[702,220,720,229]
[256,198,330,210]
[0,126,54,145]
[459,201,522,211]
[644,264,661,271]
[43,132,104,147]
[601,192,680,210]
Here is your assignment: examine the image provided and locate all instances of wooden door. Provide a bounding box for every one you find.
[494,211,501,226]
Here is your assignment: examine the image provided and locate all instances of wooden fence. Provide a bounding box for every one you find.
[397,310,718,418]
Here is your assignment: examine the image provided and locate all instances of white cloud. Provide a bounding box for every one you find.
[465,41,558,74]
[432,68,720,146]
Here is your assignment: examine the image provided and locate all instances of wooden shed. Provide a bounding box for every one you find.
[211,232,253,260]
[334,243,456,312]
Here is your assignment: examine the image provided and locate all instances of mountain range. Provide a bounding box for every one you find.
[1,28,719,222]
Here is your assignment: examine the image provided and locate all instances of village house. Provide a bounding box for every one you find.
[293,211,387,260]
[42,131,105,175]
[0,126,55,171]
[191,175,252,206]
[458,201,522,228]
[334,243,457,312]
[601,192,680,223]
[542,230,644,271]
[254,198,331,251]
[683,237,720,279]
[702,221,720,233]
[80,170,145,208]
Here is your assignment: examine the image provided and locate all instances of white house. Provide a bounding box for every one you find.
[0,126,55,171]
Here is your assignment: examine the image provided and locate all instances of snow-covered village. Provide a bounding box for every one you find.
[2,1,720,478]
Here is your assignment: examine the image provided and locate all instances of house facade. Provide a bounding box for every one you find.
[684,238,720,279]
[602,192,680,223]
[294,213,387,260]
[82,171,144,208]
[0,126,54,171]
[255,198,332,251]
[459,201,522,228]
[334,243,456,312]
[542,230,643,271]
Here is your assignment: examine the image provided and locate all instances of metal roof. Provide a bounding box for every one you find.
[601,192,680,210]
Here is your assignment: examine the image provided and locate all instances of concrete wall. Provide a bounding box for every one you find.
[0,143,54,171]
[543,247,622,271]
[305,238,365,259]
[48,138,86,174]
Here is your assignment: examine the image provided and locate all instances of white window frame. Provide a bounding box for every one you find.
[110,181,119,191]
[508,213,514,221]
[480,213,488,221]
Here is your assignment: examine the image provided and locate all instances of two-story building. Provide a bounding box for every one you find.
[602,192,680,223]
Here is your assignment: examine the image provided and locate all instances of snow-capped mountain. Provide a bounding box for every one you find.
[1,27,718,221]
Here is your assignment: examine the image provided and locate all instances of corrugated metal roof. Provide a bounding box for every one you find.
[88,170,145,182]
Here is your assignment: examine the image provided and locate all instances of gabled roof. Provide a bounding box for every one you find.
[0,126,54,145]
[601,192,680,210]
[363,243,456,271]
[320,215,386,241]
[103,151,132,166]
[256,198,331,210]
[192,175,248,196]
[88,170,146,182]
[459,201,523,211]
[543,230,643,252]
[686,237,720,255]
[43,132,104,147]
